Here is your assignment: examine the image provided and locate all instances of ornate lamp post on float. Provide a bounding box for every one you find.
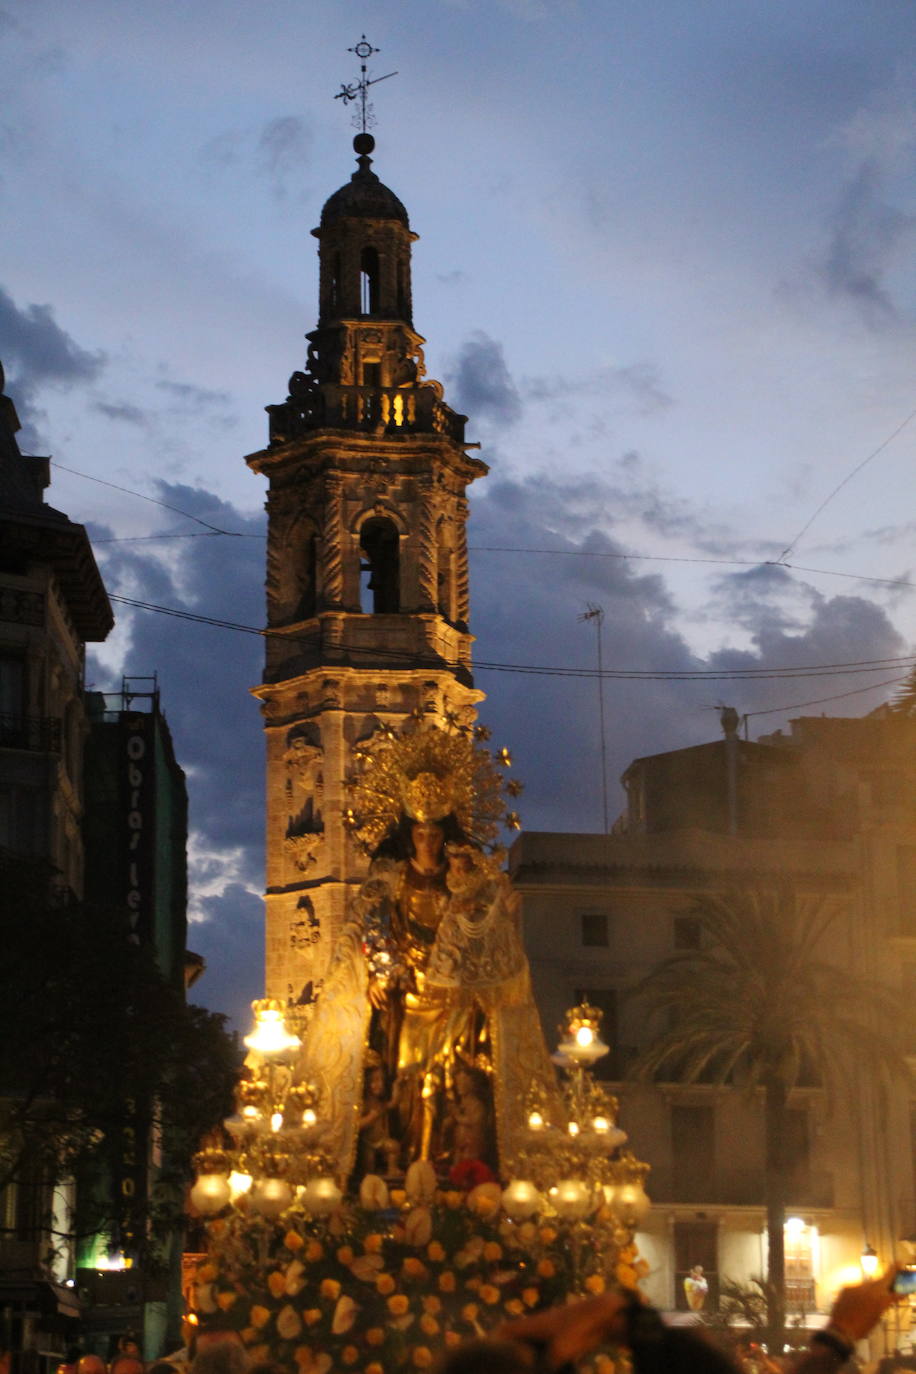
[503,1001,651,1257]
[190,999,341,1226]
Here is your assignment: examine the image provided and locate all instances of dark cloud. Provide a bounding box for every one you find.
[524,362,673,416]
[88,482,266,865]
[0,285,105,448]
[84,472,908,1021]
[200,116,311,202]
[190,883,264,1033]
[0,286,104,386]
[92,400,149,427]
[257,116,311,200]
[446,332,521,427]
[814,159,916,323]
[155,378,233,411]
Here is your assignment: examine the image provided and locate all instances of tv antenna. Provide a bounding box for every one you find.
[578,603,610,833]
[334,36,398,134]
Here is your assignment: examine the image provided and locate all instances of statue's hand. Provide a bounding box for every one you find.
[368,978,388,1010]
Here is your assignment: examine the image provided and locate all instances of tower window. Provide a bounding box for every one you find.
[331,253,340,312]
[360,247,380,315]
[359,517,400,613]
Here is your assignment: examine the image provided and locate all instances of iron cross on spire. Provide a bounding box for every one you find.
[334,36,398,134]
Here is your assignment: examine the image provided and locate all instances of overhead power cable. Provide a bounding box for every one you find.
[51,458,915,590]
[50,459,242,536]
[778,401,916,561]
[106,593,916,684]
[743,673,912,720]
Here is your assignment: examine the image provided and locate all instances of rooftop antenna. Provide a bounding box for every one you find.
[578,603,609,833]
[334,35,398,135]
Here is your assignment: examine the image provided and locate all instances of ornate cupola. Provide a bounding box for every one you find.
[246,132,488,1009]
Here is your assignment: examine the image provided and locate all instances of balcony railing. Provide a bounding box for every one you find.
[268,382,467,446]
[0,713,62,753]
[650,1167,834,1209]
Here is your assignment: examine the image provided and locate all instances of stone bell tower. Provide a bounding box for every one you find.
[246,132,487,1008]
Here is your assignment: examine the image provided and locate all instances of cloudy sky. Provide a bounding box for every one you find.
[4,0,916,1028]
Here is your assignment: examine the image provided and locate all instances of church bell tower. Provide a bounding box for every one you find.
[246,131,487,1008]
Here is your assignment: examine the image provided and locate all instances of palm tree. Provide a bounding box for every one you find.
[630,886,911,1348]
[890,667,916,715]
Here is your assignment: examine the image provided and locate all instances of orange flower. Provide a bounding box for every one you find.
[461,1303,479,1323]
[216,1292,237,1311]
[319,1278,340,1301]
[284,1230,304,1252]
[366,1329,385,1348]
[537,1260,555,1279]
[240,1329,257,1346]
[366,1365,384,1374]
[444,1190,464,1210]
[305,1240,324,1262]
[364,1233,384,1254]
[250,1305,271,1329]
[336,1246,354,1266]
[504,1298,524,1317]
[483,1242,502,1262]
[616,1263,637,1289]
[539,1227,557,1245]
[267,1271,286,1299]
[412,1348,433,1369]
[522,1287,540,1308]
[403,1257,428,1281]
[390,1189,407,1207]
[420,1315,440,1337]
[341,1346,359,1366]
[196,1263,217,1283]
[438,1272,457,1293]
[445,1332,461,1349]
[480,1284,500,1305]
[585,1274,606,1295]
[304,1309,322,1327]
[292,1347,313,1369]
[427,1241,446,1263]
[421,1296,442,1315]
[376,1273,396,1296]
[247,1348,269,1366]
[387,1294,410,1317]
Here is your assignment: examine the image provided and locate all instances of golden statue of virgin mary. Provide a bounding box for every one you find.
[294,718,559,1182]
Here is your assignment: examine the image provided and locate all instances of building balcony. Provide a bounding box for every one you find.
[649,1166,834,1209]
[267,382,467,446]
[0,713,62,753]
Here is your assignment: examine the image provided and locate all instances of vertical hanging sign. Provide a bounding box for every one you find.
[122,712,154,946]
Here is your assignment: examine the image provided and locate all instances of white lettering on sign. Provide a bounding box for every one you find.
[125,727,148,946]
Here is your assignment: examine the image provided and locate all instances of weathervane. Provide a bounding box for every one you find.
[334,35,398,134]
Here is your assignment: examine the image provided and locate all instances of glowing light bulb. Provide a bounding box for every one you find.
[527,1110,544,1132]
[303,1108,317,1127]
[575,1025,594,1047]
[568,1120,580,1137]
[270,1111,283,1132]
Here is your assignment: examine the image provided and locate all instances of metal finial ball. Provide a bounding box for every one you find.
[353,133,375,155]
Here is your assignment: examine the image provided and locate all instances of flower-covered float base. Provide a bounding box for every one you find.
[191,1180,649,1374]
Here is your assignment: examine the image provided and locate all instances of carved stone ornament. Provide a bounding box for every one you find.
[284,832,325,871]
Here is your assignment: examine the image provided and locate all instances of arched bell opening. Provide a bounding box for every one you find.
[360,246,380,316]
[359,516,400,613]
[436,518,454,621]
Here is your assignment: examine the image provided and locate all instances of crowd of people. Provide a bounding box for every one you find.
[33,1267,904,1374]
